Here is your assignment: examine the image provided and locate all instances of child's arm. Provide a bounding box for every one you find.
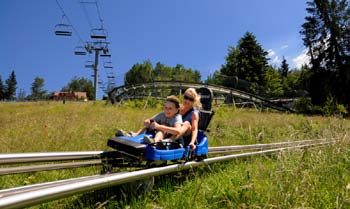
[150,122,181,136]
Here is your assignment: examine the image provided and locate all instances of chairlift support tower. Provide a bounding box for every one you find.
[93,48,99,101]
[83,41,111,100]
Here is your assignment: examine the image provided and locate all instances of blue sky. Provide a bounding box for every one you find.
[0,0,309,99]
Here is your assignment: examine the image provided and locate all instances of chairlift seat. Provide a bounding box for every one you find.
[75,51,87,55]
[103,61,113,68]
[74,46,87,56]
[55,30,72,36]
[54,23,72,36]
[91,34,107,39]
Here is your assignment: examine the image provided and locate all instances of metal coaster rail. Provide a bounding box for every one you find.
[0,138,336,209]
[109,81,294,112]
[0,138,336,176]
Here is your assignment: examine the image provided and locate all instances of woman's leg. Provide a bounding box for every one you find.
[173,122,191,139]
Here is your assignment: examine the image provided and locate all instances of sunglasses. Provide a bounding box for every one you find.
[183,94,194,102]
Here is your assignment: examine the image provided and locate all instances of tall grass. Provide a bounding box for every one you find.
[0,101,157,152]
[0,101,349,208]
[142,140,350,209]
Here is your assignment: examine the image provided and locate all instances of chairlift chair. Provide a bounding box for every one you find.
[103,61,113,69]
[74,46,87,55]
[90,28,107,39]
[85,60,94,68]
[54,23,72,36]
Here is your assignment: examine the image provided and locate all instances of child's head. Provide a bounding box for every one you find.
[164,95,180,118]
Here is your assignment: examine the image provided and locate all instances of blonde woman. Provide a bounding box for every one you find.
[177,88,202,150]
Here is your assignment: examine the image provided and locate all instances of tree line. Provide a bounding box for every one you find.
[124,60,201,85]
[0,72,95,101]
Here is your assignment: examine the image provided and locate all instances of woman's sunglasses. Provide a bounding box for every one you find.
[183,94,194,102]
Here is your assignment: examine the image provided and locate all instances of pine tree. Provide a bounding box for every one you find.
[301,0,350,106]
[220,32,269,89]
[0,75,4,100]
[5,70,17,100]
[279,57,289,78]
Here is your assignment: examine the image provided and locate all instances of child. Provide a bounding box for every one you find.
[117,95,183,144]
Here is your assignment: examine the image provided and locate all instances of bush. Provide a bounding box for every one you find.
[293,96,348,117]
[293,97,313,113]
[322,96,348,117]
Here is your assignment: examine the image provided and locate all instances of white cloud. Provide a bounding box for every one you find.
[280,45,289,50]
[272,56,280,64]
[267,49,275,57]
[267,49,280,65]
[293,49,310,68]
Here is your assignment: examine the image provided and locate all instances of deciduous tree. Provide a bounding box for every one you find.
[62,77,94,100]
[29,77,47,100]
[124,61,202,85]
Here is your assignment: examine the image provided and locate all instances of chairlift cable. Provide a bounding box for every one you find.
[55,0,84,43]
[80,1,94,29]
[94,0,104,27]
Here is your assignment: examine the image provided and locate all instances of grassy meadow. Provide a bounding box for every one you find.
[0,101,349,208]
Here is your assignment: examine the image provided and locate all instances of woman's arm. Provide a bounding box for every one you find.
[189,111,200,145]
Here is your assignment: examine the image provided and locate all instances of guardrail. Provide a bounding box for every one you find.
[0,139,336,209]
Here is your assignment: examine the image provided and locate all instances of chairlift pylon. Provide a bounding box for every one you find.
[90,28,107,39]
[74,46,87,55]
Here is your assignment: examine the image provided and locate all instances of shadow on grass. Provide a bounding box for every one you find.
[62,177,154,209]
[61,167,211,209]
